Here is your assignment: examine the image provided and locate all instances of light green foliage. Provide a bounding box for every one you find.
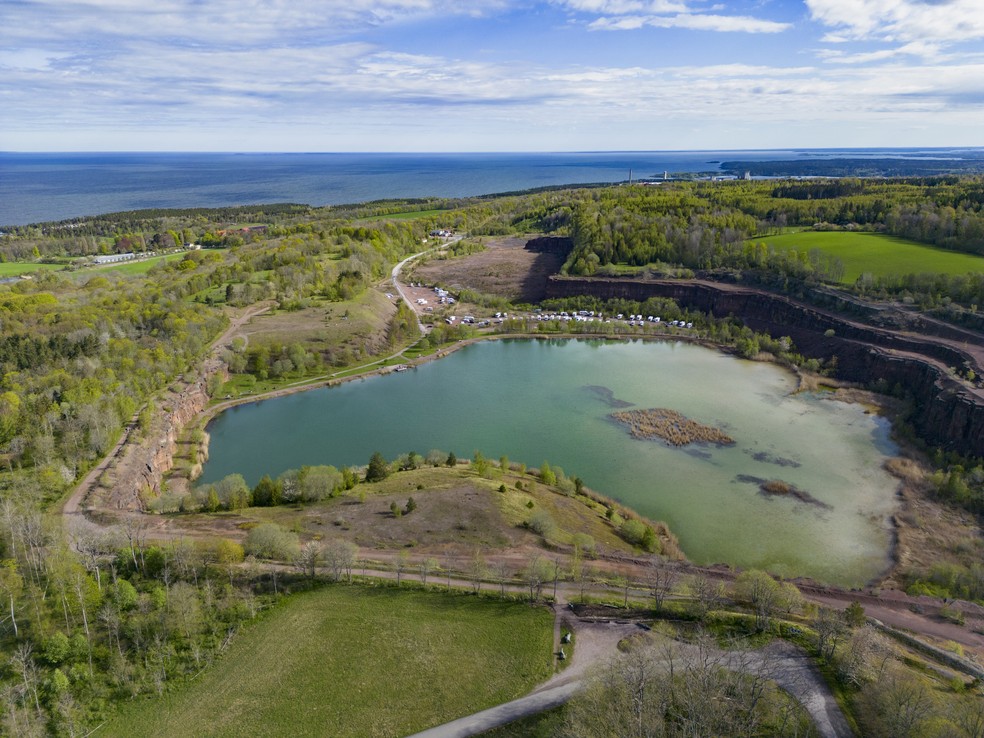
[472,450,491,477]
[243,523,299,560]
[298,464,343,501]
[619,518,659,553]
[538,461,556,486]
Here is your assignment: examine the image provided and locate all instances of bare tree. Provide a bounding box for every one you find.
[0,560,23,637]
[395,551,408,586]
[812,607,845,662]
[71,572,94,677]
[489,560,511,597]
[524,553,552,603]
[686,573,723,621]
[950,689,984,738]
[467,550,486,593]
[645,555,677,613]
[418,556,438,588]
[293,541,322,581]
[10,643,41,716]
[323,539,356,582]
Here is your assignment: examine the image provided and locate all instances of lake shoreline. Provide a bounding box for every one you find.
[187,333,906,587]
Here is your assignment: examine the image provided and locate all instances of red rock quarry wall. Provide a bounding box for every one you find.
[546,276,984,459]
[103,359,225,510]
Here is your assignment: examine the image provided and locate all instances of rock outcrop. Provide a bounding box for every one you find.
[90,359,226,511]
[525,236,573,256]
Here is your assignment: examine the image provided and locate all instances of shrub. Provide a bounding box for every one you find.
[244,523,300,560]
[528,510,556,538]
[620,518,659,552]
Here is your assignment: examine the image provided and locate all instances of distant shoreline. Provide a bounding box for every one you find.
[4,147,984,226]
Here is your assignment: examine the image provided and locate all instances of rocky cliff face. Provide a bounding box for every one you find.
[546,276,984,458]
[525,236,573,256]
[96,359,226,511]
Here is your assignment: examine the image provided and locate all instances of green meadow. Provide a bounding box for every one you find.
[360,208,449,222]
[103,585,555,738]
[748,231,984,283]
[0,261,66,277]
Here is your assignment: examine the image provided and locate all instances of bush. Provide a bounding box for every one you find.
[244,523,299,560]
[527,510,556,538]
[619,518,658,552]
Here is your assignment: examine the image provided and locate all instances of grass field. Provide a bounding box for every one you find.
[0,261,66,276]
[103,586,554,738]
[361,208,447,222]
[747,231,984,283]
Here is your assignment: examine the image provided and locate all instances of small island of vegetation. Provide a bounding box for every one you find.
[610,407,735,447]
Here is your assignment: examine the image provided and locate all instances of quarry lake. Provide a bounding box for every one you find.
[200,338,900,586]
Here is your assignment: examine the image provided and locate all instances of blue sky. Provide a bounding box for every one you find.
[1,0,983,151]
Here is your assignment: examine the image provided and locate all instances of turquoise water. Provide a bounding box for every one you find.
[200,339,899,586]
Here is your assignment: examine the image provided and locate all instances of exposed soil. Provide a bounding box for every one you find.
[411,236,565,302]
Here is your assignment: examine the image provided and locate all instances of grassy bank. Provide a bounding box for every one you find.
[102,585,554,738]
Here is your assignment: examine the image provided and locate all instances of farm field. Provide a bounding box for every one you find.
[102,585,555,738]
[747,231,984,283]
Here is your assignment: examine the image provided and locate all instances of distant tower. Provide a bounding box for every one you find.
[744,171,751,181]
[628,169,632,184]
[663,171,668,181]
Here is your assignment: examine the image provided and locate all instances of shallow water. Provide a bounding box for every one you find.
[200,339,899,586]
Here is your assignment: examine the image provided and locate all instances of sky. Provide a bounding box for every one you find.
[1,0,983,152]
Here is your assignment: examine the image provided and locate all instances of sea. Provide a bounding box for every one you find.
[2,148,982,226]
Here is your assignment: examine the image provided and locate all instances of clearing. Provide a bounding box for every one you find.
[747,231,984,283]
[150,465,669,560]
[101,586,554,738]
[411,236,564,302]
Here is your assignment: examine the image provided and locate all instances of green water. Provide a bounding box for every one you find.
[201,339,899,586]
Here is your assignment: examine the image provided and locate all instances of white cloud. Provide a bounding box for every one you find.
[552,0,790,33]
[588,12,790,32]
[0,0,501,47]
[806,0,984,44]
[816,39,943,64]
[558,0,689,12]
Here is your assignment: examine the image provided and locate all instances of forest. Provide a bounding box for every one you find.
[2,177,984,734]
